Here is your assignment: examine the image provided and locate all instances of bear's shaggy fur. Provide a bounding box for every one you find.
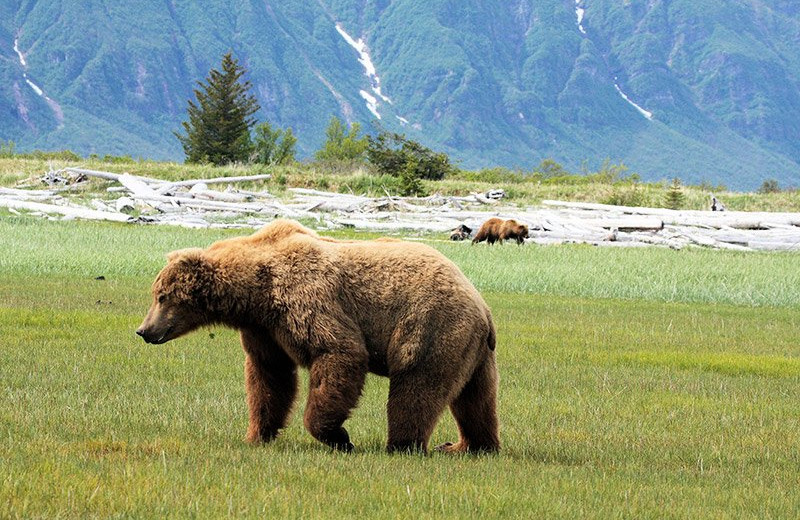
[472,217,529,245]
[137,219,499,454]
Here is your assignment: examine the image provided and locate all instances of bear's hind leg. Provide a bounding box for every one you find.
[438,354,500,454]
[241,329,298,444]
[304,352,368,452]
[386,373,453,454]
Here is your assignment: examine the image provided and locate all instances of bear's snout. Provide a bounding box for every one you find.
[135,324,172,344]
[136,327,155,343]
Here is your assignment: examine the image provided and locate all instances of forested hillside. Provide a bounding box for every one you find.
[2,0,799,189]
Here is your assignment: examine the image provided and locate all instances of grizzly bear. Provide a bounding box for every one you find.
[472,217,529,245]
[137,219,499,454]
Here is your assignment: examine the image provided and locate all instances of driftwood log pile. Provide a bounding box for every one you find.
[1,167,799,252]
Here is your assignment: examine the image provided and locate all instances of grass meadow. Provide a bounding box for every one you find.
[2,215,800,518]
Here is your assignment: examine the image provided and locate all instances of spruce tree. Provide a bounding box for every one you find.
[664,177,685,210]
[176,53,260,165]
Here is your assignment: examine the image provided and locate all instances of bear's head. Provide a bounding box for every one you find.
[502,220,529,244]
[136,248,218,344]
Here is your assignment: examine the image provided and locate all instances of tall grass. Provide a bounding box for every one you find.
[436,240,800,307]
[2,216,798,307]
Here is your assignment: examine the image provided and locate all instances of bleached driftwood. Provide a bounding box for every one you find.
[7,167,800,251]
[0,187,60,201]
[66,167,271,190]
[122,192,283,214]
[114,173,290,215]
[541,200,800,228]
[65,168,165,186]
[187,183,254,203]
[155,173,272,193]
[0,197,132,223]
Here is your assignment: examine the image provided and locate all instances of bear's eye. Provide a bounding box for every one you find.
[157,294,167,304]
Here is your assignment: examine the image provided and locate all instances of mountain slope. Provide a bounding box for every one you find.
[1,0,799,189]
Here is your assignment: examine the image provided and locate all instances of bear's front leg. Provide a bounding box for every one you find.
[241,329,298,444]
[304,351,368,452]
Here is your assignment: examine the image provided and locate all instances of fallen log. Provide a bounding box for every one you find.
[528,229,615,242]
[65,168,165,186]
[0,187,59,200]
[187,183,254,203]
[122,192,281,214]
[0,197,132,223]
[576,217,664,231]
[541,199,800,227]
[155,173,272,192]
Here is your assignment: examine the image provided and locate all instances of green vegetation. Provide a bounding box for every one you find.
[251,122,297,166]
[664,177,686,210]
[1,217,800,517]
[759,179,780,194]
[176,53,260,165]
[367,131,453,182]
[315,117,368,162]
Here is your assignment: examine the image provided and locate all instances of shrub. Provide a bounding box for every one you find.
[251,122,296,165]
[366,131,452,181]
[603,185,646,207]
[535,158,569,179]
[0,140,16,157]
[758,179,780,194]
[315,117,368,162]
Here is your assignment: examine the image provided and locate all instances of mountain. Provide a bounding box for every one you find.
[2,0,800,190]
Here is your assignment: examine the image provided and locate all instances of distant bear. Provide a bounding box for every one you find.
[449,224,472,241]
[472,218,529,245]
[137,219,499,454]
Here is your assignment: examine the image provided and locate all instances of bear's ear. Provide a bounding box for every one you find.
[166,247,205,262]
[165,248,218,301]
[166,248,217,278]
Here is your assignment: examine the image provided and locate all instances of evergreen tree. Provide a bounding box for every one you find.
[664,177,685,210]
[176,53,260,165]
[315,116,368,161]
[398,156,427,196]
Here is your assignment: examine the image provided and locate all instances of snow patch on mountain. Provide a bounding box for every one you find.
[575,0,586,35]
[360,90,380,119]
[13,38,28,67]
[336,23,392,119]
[614,78,653,120]
[13,37,64,127]
[25,79,43,97]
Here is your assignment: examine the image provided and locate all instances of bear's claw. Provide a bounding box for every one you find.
[331,441,354,453]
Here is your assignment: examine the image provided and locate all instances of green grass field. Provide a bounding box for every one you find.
[2,216,800,518]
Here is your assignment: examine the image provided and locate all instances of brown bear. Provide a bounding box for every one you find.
[472,217,529,245]
[137,219,499,454]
